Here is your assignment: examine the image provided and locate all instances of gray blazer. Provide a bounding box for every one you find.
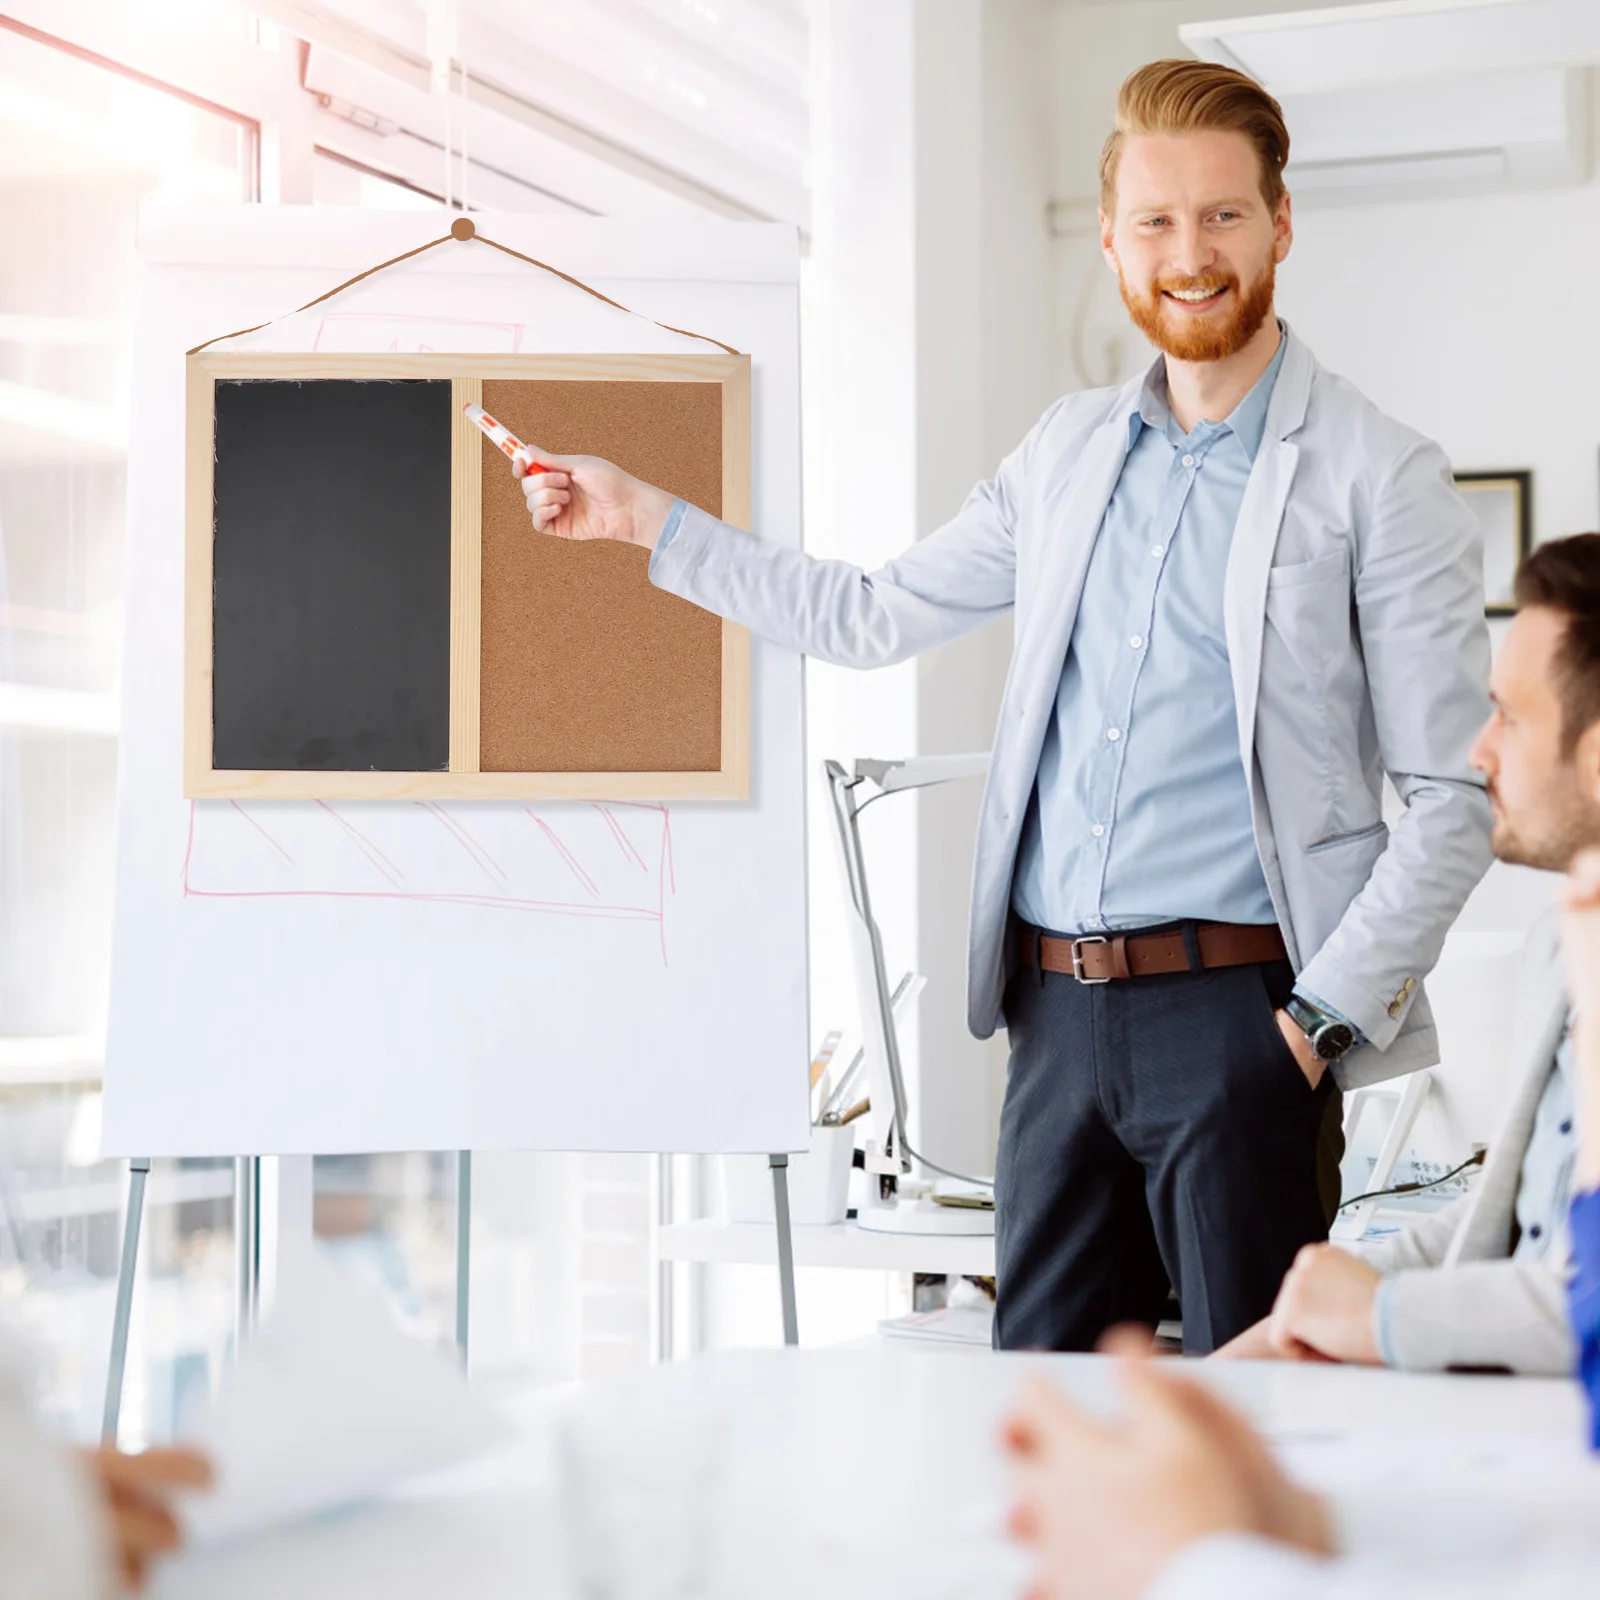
[1362,911,1573,1374]
[652,326,1493,1086]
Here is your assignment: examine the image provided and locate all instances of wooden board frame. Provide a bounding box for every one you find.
[183,351,751,800]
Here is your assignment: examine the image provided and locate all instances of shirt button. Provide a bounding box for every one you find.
[1561,1119,1573,1135]
[1151,544,1165,558]
[1181,454,1196,469]
[1130,635,1143,649]
[1091,824,1105,838]
[1529,1223,1543,1240]
[1107,727,1122,742]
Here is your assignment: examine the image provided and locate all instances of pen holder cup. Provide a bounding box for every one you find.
[720,1126,855,1226]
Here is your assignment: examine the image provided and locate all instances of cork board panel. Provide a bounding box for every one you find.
[479,380,723,773]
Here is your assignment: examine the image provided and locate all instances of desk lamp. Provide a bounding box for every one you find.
[823,754,995,1237]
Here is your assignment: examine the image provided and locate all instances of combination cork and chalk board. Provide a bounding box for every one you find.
[183,350,751,800]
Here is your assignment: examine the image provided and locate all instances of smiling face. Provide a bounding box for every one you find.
[1101,128,1292,363]
[1471,606,1600,871]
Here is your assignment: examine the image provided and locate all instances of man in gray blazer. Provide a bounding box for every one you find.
[1217,533,1600,1375]
[514,61,1492,1351]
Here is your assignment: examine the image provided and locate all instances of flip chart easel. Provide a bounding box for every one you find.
[100,209,810,1438]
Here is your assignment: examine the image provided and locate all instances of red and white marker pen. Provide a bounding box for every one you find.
[462,402,553,476]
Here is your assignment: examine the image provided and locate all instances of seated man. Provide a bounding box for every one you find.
[1218,533,1600,1373]
[1002,848,1600,1600]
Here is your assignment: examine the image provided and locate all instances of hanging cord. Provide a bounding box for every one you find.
[896,1129,994,1192]
[1338,1148,1486,1211]
[186,217,741,357]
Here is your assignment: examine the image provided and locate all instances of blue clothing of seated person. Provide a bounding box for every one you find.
[1571,1187,1600,1448]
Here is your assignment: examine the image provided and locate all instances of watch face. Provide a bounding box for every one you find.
[1314,1022,1355,1061]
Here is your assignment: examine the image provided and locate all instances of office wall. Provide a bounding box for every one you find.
[803,0,1057,1180]
[915,0,1058,1174]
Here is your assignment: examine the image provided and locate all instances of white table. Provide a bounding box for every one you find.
[154,1348,1596,1600]
[657,1217,995,1275]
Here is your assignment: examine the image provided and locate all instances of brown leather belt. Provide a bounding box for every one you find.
[1017,921,1288,984]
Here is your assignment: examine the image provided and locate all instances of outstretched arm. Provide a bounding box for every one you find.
[508,399,1070,670]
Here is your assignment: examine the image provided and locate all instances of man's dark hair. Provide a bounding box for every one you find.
[1513,532,1600,751]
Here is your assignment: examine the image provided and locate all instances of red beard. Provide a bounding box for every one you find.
[1118,260,1276,362]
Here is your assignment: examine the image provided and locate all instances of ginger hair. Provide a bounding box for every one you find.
[1100,59,1290,212]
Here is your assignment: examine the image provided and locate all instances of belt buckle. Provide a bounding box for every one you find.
[1070,935,1110,984]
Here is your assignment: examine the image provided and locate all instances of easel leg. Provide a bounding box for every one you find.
[455,1150,471,1366]
[235,1156,260,1343]
[655,1153,675,1364]
[768,1154,799,1347]
[103,1158,151,1447]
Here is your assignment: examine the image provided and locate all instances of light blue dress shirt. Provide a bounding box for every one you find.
[1512,1020,1577,1264]
[1010,336,1286,935]
[653,498,689,560]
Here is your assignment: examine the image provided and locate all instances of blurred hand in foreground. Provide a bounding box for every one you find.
[81,1445,213,1592]
[1003,1326,1333,1600]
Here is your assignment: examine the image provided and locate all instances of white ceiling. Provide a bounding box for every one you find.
[282,0,810,224]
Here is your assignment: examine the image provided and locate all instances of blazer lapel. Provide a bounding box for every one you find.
[1224,437,1299,769]
[1224,327,1315,775]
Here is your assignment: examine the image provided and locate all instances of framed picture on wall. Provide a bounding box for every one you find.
[1454,470,1532,616]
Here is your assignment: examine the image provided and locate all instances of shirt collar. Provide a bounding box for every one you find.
[1127,322,1287,463]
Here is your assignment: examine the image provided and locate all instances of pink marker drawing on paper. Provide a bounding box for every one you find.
[182,798,678,963]
[593,803,649,872]
[310,313,525,355]
[315,799,406,888]
[529,812,600,899]
[229,800,293,866]
[418,800,507,886]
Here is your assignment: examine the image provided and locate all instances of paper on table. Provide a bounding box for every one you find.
[878,1305,995,1346]
[177,1245,512,1545]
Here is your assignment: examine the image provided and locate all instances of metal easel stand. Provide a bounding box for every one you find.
[102,1158,151,1446]
[103,1155,264,1447]
[235,1155,261,1341]
[455,1150,471,1365]
[652,1153,797,1355]
[769,1153,799,1346]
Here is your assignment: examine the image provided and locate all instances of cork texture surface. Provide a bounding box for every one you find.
[478,379,723,773]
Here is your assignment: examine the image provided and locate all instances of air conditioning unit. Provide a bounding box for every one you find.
[1279,65,1590,205]
[1179,0,1597,206]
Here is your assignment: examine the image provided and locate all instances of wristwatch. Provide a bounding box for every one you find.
[1285,995,1357,1063]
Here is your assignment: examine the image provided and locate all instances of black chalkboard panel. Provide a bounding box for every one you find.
[211,379,452,771]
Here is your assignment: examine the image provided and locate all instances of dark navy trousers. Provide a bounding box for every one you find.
[993,931,1337,1355]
